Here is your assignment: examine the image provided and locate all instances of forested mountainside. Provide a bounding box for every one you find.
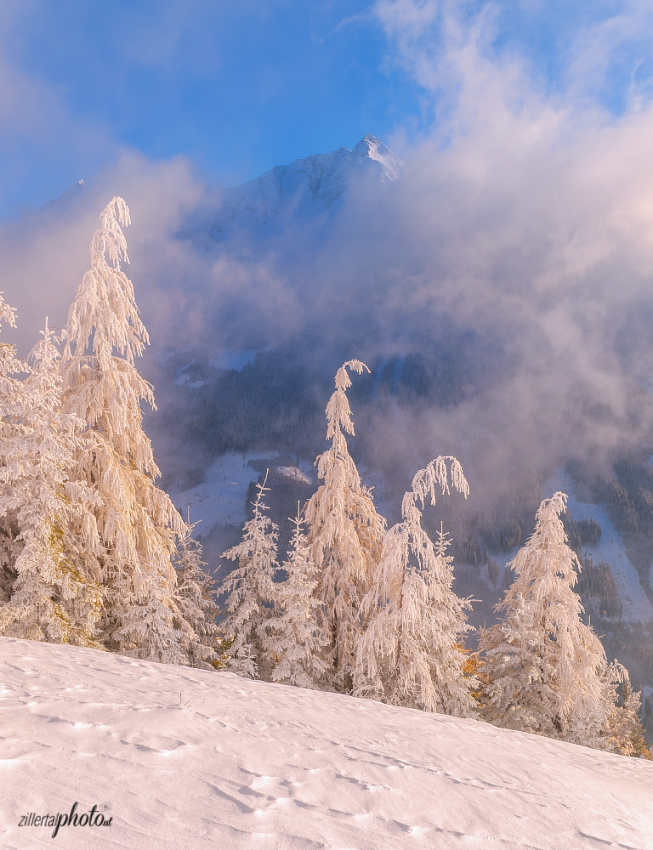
[140,137,653,722]
[3,136,653,743]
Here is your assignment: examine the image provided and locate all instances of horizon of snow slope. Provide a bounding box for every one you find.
[1,638,652,850]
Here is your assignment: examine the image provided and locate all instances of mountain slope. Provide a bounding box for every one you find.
[211,134,402,238]
[1,637,651,849]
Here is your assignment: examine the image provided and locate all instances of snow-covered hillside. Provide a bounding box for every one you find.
[1,638,651,849]
[543,469,653,624]
[167,451,279,531]
[212,134,402,238]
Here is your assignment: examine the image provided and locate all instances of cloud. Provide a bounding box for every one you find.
[4,0,653,513]
[0,3,119,218]
[373,0,653,116]
[0,148,303,366]
[312,0,653,501]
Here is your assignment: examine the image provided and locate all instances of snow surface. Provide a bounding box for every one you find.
[174,351,266,387]
[275,466,313,485]
[173,360,205,388]
[167,452,279,533]
[543,470,653,624]
[1,637,651,850]
[167,453,316,538]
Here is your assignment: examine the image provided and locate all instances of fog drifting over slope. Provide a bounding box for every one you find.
[2,2,653,509]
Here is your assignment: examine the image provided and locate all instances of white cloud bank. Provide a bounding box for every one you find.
[4,1,653,499]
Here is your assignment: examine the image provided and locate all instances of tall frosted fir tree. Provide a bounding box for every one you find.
[304,360,386,690]
[0,319,103,644]
[61,197,194,662]
[354,457,477,716]
[173,518,223,669]
[479,492,632,750]
[605,666,651,758]
[266,509,328,689]
[221,476,279,680]
[0,293,28,604]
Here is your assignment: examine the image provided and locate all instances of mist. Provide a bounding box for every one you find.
[1,2,653,534]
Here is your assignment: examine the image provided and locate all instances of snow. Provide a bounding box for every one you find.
[174,361,205,388]
[543,470,653,624]
[213,135,402,237]
[275,466,313,485]
[174,351,264,387]
[1,637,652,849]
[167,452,279,533]
[361,134,402,181]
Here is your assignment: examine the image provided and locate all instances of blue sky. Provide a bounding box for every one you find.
[0,1,419,217]
[1,0,653,219]
[3,1,653,495]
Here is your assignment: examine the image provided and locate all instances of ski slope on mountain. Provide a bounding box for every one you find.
[167,451,280,532]
[543,469,653,624]
[1,638,651,849]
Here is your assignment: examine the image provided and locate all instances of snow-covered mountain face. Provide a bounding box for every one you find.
[2,637,651,850]
[211,135,402,238]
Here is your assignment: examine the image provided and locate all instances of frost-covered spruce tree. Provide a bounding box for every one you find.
[0,319,103,644]
[173,519,222,669]
[266,509,328,689]
[61,197,191,662]
[605,665,651,758]
[479,492,624,748]
[221,476,279,679]
[304,360,386,690]
[354,457,476,716]
[0,293,28,604]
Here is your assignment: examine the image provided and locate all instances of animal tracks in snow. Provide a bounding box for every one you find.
[1,638,651,850]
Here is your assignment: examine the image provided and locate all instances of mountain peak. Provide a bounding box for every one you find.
[37,178,87,219]
[212,136,402,238]
[351,134,402,182]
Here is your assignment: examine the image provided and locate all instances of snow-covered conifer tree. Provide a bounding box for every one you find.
[605,665,651,758]
[61,197,192,661]
[354,457,477,716]
[479,492,627,748]
[304,360,386,690]
[173,518,222,669]
[221,475,279,679]
[266,509,328,689]
[0,293,27,604]
[0,319,103,644]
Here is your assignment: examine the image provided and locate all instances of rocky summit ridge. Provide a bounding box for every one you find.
[212,134,402,237]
